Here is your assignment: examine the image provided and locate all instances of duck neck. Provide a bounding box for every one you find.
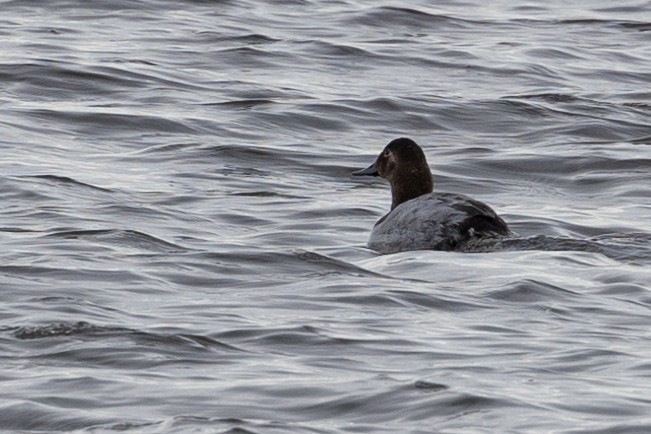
[390,168,434,210]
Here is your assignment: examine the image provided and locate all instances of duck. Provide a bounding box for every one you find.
[353,137,509,254]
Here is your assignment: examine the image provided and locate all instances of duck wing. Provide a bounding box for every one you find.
[369,192,508,253]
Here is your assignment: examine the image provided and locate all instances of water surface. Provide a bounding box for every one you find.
[2,1,651,432]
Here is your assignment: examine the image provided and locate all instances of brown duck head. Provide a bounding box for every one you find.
[353,137,434,210]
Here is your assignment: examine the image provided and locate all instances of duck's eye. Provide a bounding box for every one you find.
[383,150,391,158]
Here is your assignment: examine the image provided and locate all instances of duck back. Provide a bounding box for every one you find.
[369,192,509,254]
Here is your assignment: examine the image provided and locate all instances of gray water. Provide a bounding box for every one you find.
[2,1,651,433]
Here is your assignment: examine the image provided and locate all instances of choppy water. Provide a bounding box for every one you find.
[2,1,651,432]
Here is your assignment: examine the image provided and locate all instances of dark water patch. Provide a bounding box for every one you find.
[2,177,71,203]
[331,96,447,131]
[297,40,376,58]
[520,62,563,80]
[208,143,294,164]
[128,330,244,354]
[249,110,351,134]
[552,18,637,27]
[146,259,253,288]
[12,296,128,322]
[214,46,295,68]
[214,82,311,103]
[347,96,412,113]
[311,292,412,310]
[294,386,512,423]
[430,392,515,416]
[206,98,277,110]
[121,141,204,157]
[545,347,633,373]
[46,229,187,253]
[14,321,104,340]
[508,93,651,124]
[0,264,147,285]
[525,47,586,60]
[487,279,579,303]
[151,142,351,181]
[230,190,303,199]
[1,62,165,100]
[195,31,280,46]
[413,380,448,393]
[506,92,582,103]
[432,99,557,135]
[501,94,651,138]
[217,324,432,358]
[594,5,651,14]
[492,99,552,118]
[29,341,226,370]
[479,154,651,181]
[211,209,271,228]
[471,324,530,336]
[293,250,370,273]
[92,203,196,229]
[289,204,378,223]
[25,108,200,136]
[13,321,246,367]
[24,174,114,193]
[632,135,651,144]
[309,275,489,308]
[386,289,491,312]
[159,249,383,282]
[286,249,386,278]
[0,227,38,233]
[555,397,647,418]
[628,360,651,374]
[117,141,265,168]
[590,232,651,263]
[214,325,362,351]
[617,22,651,32]
[110,57,158,66]
[482,233,651,264]
[623,102,651,111]
[424,47,479,62]
[576,68,651,87]
[567,118,651,143]
[86,421,164,433]
[347,6,481,30]
[216,164,271,178]
[0,400,113,432]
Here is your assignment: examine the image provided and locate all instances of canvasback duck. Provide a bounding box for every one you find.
[353,137,509,254]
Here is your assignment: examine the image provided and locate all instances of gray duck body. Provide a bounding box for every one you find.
[369,191,507,254]
[354,137,509,254]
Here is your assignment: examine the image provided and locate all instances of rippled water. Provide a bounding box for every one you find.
[2,1,651,432]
